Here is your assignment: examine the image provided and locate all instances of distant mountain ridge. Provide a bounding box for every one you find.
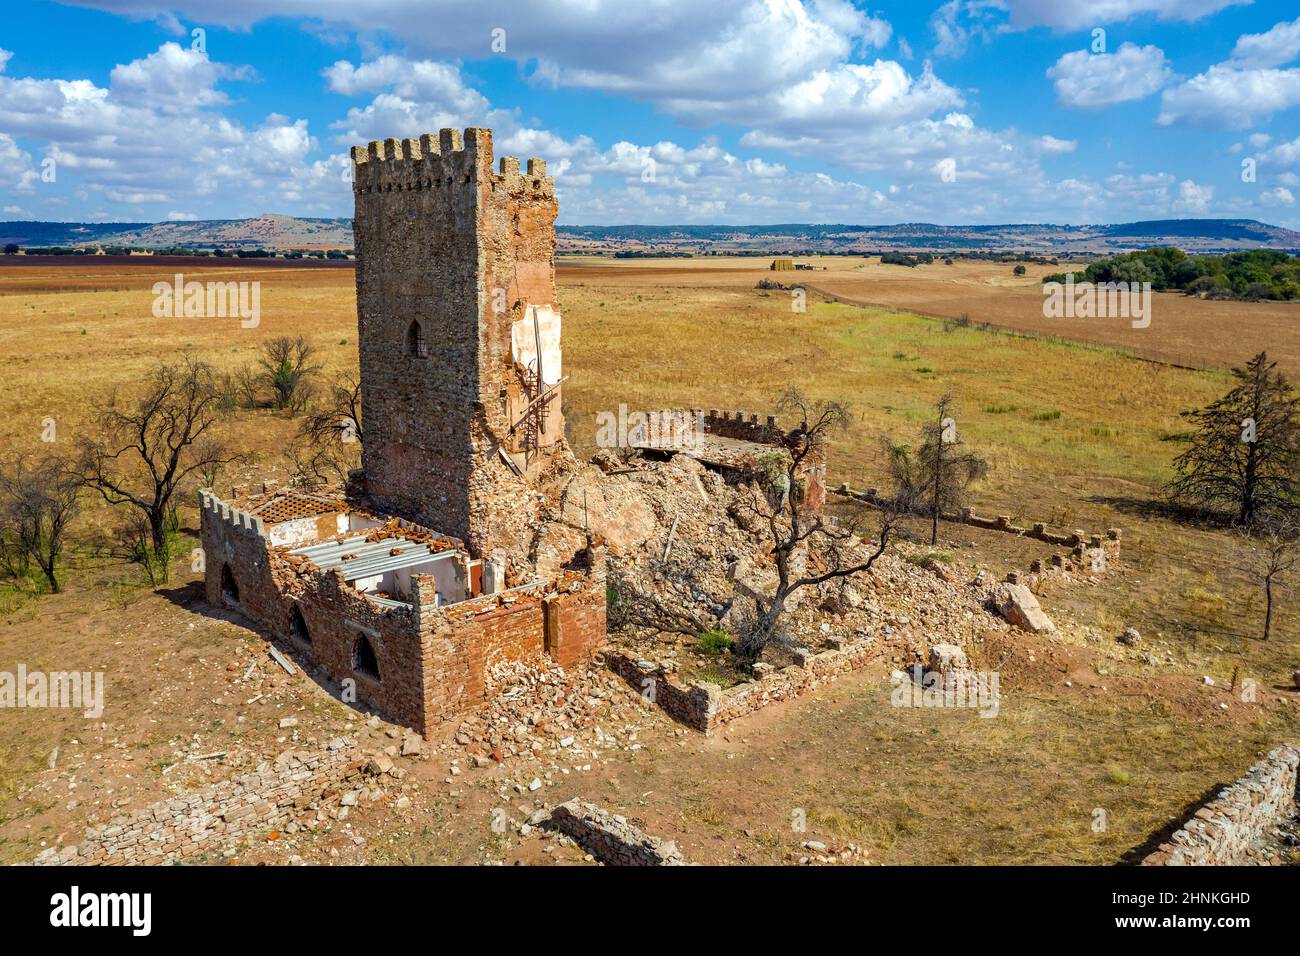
[2,215,1297,254]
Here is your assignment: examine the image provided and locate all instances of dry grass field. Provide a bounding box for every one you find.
[0,256,1297,865]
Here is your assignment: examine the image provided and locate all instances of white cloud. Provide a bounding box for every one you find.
[166,209,198,220]
[1157,63,1300,127]
[0,132,38,192]
[930,0,1006,58]
[109,42,242,112]
[1175,178,1213,213]
[1230,17,1300,68]
[1260,186,1295,206]
[1005,0,1248,30]
[0,42,329,216]
[1047,43,1174,108]
[1034,135,1076,153]
[77,1,894,127]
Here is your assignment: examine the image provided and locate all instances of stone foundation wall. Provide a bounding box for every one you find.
[833,485,1121,561]
[1142,745,1299,865]
[33,739,374,866]
[547,799,685,865]
[608,635,878,735]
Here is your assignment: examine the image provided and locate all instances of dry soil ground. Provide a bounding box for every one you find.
[0,256,1297,866]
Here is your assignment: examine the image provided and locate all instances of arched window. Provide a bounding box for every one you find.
[290,605,311,644]
[220,564,239,605]
[406,320,427,358]
[353,634,381,681]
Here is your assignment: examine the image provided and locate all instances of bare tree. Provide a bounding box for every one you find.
[289,370,362,484]
[1171,351,1300,526]
[0,454,81,593]
[735,387,907,659]
[1238,517,1298,641]
[78,356,241,579]
[259,336,320,412]
[886,388,988,544]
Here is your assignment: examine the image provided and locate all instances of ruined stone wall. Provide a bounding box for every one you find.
[281,564,427,737]
[413,564,607,732]
[608,635,879,735]
[351,128,563,558]
[1142,745,1299,866]
[834,485,1122,562]
[33,739,374,866]
[702,408,826,510]
[201,492,275,619]
[547,800,685,865]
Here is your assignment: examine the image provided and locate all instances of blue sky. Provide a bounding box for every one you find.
[0,0,1298,226]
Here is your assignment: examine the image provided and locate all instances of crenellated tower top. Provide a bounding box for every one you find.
[351,127,553,200]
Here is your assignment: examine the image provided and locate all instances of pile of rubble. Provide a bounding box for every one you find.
[451,659,650,764]
[537,452,1018,673]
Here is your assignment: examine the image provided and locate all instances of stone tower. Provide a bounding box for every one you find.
[351,128,566,559]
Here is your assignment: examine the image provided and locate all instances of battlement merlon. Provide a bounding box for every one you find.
[350,127,554,198]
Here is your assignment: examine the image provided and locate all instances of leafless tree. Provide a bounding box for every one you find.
[289,371,362,484]
[78,356,242,579]
[259,336,320,413]
[885,388,988,545]
[0,453,81,593]
[1238,516,1299,641]
[735,386,909,659]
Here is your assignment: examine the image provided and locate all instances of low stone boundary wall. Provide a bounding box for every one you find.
[547,800,685,865]
[33,738,376,865]
[607,635,879,735]
[832,485,1120,559]
[1142,745,1299,865]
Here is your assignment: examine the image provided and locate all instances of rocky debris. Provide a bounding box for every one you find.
[927,643,970,680]
[1293,670,1300,691]
[989,583,1055,634]
[451,659,646,763]
[545,799,685,865]
[798,840,869,866]
[542,453,1002,665]
[1118,627,1141,646]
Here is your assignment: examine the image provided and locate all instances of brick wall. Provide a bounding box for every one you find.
[33,738,375,865]
[1142,745,1299,865]
[352,127,564,558]
[202,493,431,735]
[202,494,608,740]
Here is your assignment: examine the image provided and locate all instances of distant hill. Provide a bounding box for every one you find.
[1,215,1297,255]
[0,214,352,250]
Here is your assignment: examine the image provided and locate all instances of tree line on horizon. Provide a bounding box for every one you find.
[1044,247,1300,301]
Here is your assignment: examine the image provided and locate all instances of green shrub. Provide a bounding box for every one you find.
[697,628,733,657]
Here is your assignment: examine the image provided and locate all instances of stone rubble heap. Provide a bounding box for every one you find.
[451,659,649,765]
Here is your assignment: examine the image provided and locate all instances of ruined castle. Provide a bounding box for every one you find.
[199,128,606,738]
